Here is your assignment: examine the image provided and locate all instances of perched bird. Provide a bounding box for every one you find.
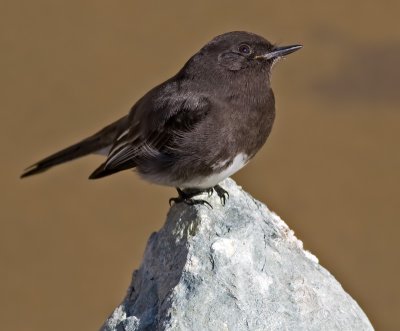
[21,31,301,206]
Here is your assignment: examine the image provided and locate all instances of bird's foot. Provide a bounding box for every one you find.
[169,188,212,208]
[213,184,229,205]
[169,185,229,207]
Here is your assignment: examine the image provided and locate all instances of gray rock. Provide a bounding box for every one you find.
[101,178,373,331]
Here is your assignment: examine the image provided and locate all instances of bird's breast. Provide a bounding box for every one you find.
[226,96,275,158]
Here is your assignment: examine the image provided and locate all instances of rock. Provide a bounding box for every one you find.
[101,178,373,331]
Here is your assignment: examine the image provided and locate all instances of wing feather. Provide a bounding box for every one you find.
[89,84,211,179]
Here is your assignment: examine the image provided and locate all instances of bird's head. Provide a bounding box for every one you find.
[186,31,302,80]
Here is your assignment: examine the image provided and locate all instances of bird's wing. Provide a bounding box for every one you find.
[89,86,211,179]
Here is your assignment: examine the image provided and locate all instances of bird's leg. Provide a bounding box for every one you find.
[213,184,229,205]
[169,188,212,208]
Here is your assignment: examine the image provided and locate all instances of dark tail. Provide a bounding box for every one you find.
[21,116,129,178]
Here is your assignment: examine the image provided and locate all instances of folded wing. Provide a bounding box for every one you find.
[89,84,211,179]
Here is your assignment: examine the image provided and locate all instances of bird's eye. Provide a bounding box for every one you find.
[238,44,251,54]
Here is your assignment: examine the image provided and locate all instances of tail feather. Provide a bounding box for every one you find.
[21,115,128,178]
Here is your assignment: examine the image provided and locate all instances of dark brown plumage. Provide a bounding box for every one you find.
[21,31,301,205]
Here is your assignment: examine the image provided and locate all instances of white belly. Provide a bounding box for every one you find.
[180,153,249,189]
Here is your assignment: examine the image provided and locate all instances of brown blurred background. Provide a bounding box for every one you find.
[1,1,399,330]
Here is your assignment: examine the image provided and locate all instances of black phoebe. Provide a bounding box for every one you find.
[21,31,301,206]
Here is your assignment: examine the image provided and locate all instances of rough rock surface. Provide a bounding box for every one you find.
[101,178,373,331]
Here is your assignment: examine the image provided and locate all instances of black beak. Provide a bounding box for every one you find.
[257,44,302,60]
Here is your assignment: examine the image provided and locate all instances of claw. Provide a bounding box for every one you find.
[169,185,229,207]
[213,185,229,206]
[169,188,213,208]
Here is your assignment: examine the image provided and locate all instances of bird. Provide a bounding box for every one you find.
[21,31,302,207]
